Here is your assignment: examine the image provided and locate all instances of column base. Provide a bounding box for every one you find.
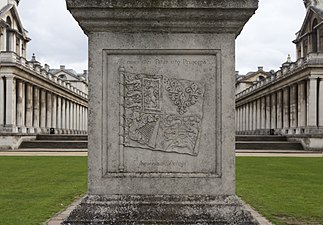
[26,127,35,134]
[40,128,48,133]
[33,127,42,134]
[63,195,259,225]
[17,126,27,133]
[0,125,18,133]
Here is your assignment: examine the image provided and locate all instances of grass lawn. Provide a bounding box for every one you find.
[0,156,87,225]
[236,157,323,225]
[1,156,322,225]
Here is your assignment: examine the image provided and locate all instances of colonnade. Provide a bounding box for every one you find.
[236,77,323,135]
[0,75,88,134]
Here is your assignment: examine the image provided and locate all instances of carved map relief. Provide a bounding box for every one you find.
[119,67,205,156]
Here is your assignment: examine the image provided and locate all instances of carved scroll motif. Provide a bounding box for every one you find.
[119,67,205,156]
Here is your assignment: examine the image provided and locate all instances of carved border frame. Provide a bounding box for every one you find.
[102,49,222,178]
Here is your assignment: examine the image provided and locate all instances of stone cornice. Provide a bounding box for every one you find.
[66,0,258,35]
[66,0,258,9]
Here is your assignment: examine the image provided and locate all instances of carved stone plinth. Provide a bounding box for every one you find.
[65,0,258,224]
[63,195,259,225]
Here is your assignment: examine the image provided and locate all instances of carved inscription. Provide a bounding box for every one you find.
[120,67,205,156]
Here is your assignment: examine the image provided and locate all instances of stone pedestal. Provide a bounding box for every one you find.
[64,0,258,224]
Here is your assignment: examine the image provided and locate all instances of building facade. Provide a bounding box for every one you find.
[236,0,323,150]
[0,0,88,149]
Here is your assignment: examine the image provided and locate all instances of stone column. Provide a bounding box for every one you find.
[69,102,73,133]
[236,107,239,132]
[252,101,257,130]
[319,78,323,127]
[76,104,80,132]
[62,98,66,132]
[40,89,47,132]
[249,102,253,131]
[260,97,266,129]
[52,94,57,131]
[67,100,71,133]
[73,102,77,132]
[16,79,26,133]
[46,92,52,129]
[298,81,306,127]
[74,103,78,132]
[0,76,4,126]
[25,83,34,133]
[283,87,290,129]
[276,90,283,129]
[245,103,249,131]
[33,87,40,132]
[242,104,246,131]
[307,78,318,127]
[64,1,258,224]
[80,106,84,132]
[240,105,243,131]
[265,95,271,130]
[270,92,277,129]
[5,75,17,132]
[85,107,88,132]
[256,98,261,130]
[290,84,298,128]
[237,107,241,131]
[57,96,62,133]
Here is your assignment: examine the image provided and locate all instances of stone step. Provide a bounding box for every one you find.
[236,141,304,150]
[235,149,316,154]
[19,140,88,149]
[236,135,287,142]
[36,134,88,141]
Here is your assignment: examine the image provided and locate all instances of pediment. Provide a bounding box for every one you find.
[0,4,27,36]
[296,7,323,41]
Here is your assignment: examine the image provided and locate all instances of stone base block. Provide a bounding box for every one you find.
[63,195,259,225]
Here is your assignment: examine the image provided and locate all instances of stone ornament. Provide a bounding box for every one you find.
[120,67,204,156]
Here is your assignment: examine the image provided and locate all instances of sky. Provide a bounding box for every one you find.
[18,0,307,74]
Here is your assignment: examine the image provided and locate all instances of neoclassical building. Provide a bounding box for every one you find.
[0,0,88,149]
[236,0,323,150]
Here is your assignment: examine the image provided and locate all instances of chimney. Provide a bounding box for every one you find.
[258,66,263,71]
[60,65,65,70]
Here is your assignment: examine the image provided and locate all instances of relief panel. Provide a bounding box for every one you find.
[120,67,204,156]
[103,50,220,177]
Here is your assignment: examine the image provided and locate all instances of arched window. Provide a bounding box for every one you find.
[58,74,67,81]
[6,16,12,51]
[312,19,318,52]
[257,76,265,81]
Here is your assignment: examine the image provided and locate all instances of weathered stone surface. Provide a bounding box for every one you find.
[63,195,259,225]
[64,0,258,224]
[66,0,257,34]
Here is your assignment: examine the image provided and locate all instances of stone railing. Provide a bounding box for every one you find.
[0,51,88,99]
[236,54,323,99]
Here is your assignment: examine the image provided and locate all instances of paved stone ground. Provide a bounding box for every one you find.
[44,197,84,225]
[236,152,323,157]
[0,151,87,156]
[1,151,322,157]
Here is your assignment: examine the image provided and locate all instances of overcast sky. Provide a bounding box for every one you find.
[19,0,306,74]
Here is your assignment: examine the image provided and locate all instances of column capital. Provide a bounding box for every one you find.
[4,74,16,80]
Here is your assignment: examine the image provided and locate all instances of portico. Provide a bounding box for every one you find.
[0,52,88,135]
